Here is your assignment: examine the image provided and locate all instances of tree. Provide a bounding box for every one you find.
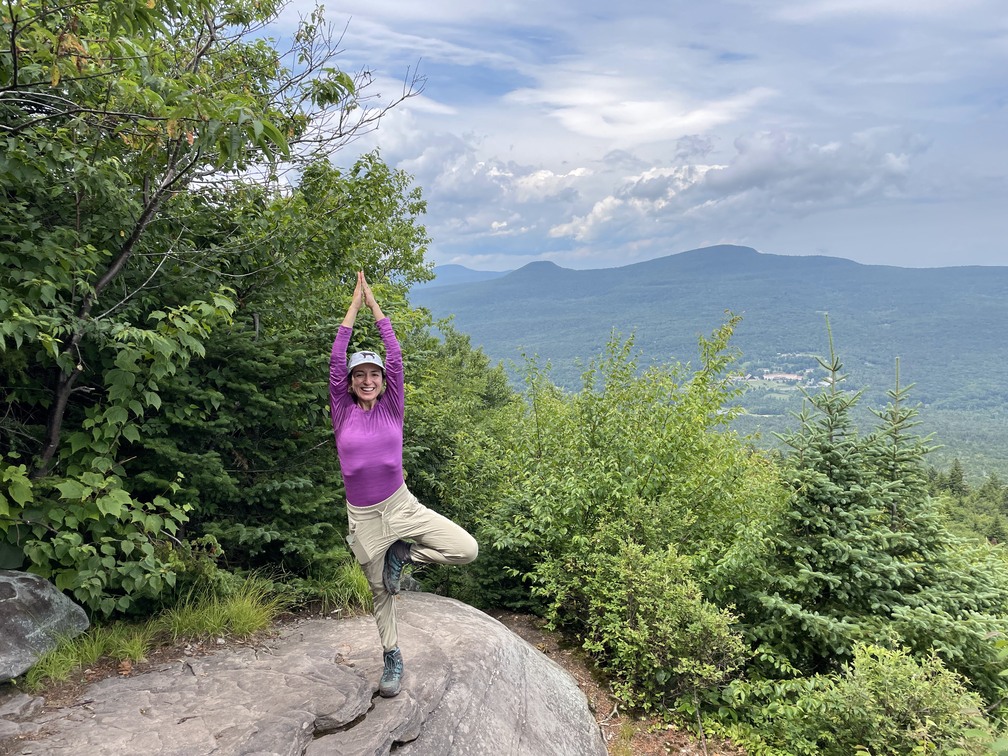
[0,0,426,612]
[2,0,422,474]
[471,317,785,707]
[724,334,1008,705]
[125,156,432,575]
[947,458,970,498]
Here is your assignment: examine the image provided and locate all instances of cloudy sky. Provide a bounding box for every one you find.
[274,1,1007,271]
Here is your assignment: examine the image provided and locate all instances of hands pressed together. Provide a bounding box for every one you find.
[343,270,385,326]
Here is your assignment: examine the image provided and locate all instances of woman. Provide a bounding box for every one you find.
[329,271,478,698]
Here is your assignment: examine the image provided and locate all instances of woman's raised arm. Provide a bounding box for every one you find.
[341,271,366,327]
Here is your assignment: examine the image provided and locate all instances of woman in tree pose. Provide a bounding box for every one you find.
[329,270,478,697]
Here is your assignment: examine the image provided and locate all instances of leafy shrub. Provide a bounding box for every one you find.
[569,524,747,712]
[462,318,783,715]
[477,319,785,609]
[10,472,195,617]
[714,643,994,755]
[812,644,993,754]
[157,534,233,598]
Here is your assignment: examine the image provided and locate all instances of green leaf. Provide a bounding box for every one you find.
[95,488,132,518]
[55,570,78,591]
[105,405,129,426]
[7,477,32,506]
[56,480,89,500]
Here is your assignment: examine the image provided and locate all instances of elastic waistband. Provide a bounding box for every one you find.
[347,482,409,515]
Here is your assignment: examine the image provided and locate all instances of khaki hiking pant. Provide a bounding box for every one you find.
[345,483,478,651]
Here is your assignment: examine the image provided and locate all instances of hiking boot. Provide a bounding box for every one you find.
[380,647,404,697]
[382,540,412,595]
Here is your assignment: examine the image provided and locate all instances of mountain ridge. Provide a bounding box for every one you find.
[411,245,1008,476]
[433,243,1003,281]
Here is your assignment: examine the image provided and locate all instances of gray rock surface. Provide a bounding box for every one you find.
[0,593,606,756]
[0,570,89,681]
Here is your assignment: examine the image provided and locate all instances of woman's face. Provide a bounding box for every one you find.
[350,365,384,408]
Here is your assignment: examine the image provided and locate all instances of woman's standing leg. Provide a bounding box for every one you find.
[361,555,399,652]
[360,554,404,697]
[346,502,405,697]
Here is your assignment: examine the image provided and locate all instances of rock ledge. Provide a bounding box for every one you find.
[0,593,605,756]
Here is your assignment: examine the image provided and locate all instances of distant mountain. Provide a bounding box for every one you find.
[410,245,1008,476]
[412,264,510,291]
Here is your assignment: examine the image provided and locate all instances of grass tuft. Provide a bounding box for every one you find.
[21,573,288,692]
[290,560,373,615]
[154,574,286,642]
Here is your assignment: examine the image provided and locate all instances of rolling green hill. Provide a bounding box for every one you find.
[410,245,1008,478]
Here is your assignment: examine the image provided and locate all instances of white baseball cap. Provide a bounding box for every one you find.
[348,350,385,372]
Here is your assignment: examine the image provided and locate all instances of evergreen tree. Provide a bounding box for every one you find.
[726,334,1008,704]
[126,323,345,575]
[948,458,970,497]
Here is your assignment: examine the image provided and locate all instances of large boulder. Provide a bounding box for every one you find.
[0,570,89,681]
[0,593,606,755]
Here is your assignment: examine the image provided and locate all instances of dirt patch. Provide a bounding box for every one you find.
[489,610,744,756]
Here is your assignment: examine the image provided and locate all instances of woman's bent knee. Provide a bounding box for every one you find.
[460,533,478,564]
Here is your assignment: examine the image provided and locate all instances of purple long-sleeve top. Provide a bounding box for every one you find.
[329,317,405,506]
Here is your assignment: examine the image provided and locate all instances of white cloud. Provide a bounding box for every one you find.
[550,195,623,241]
[513,168,590,202]
[271,1,1008,269]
